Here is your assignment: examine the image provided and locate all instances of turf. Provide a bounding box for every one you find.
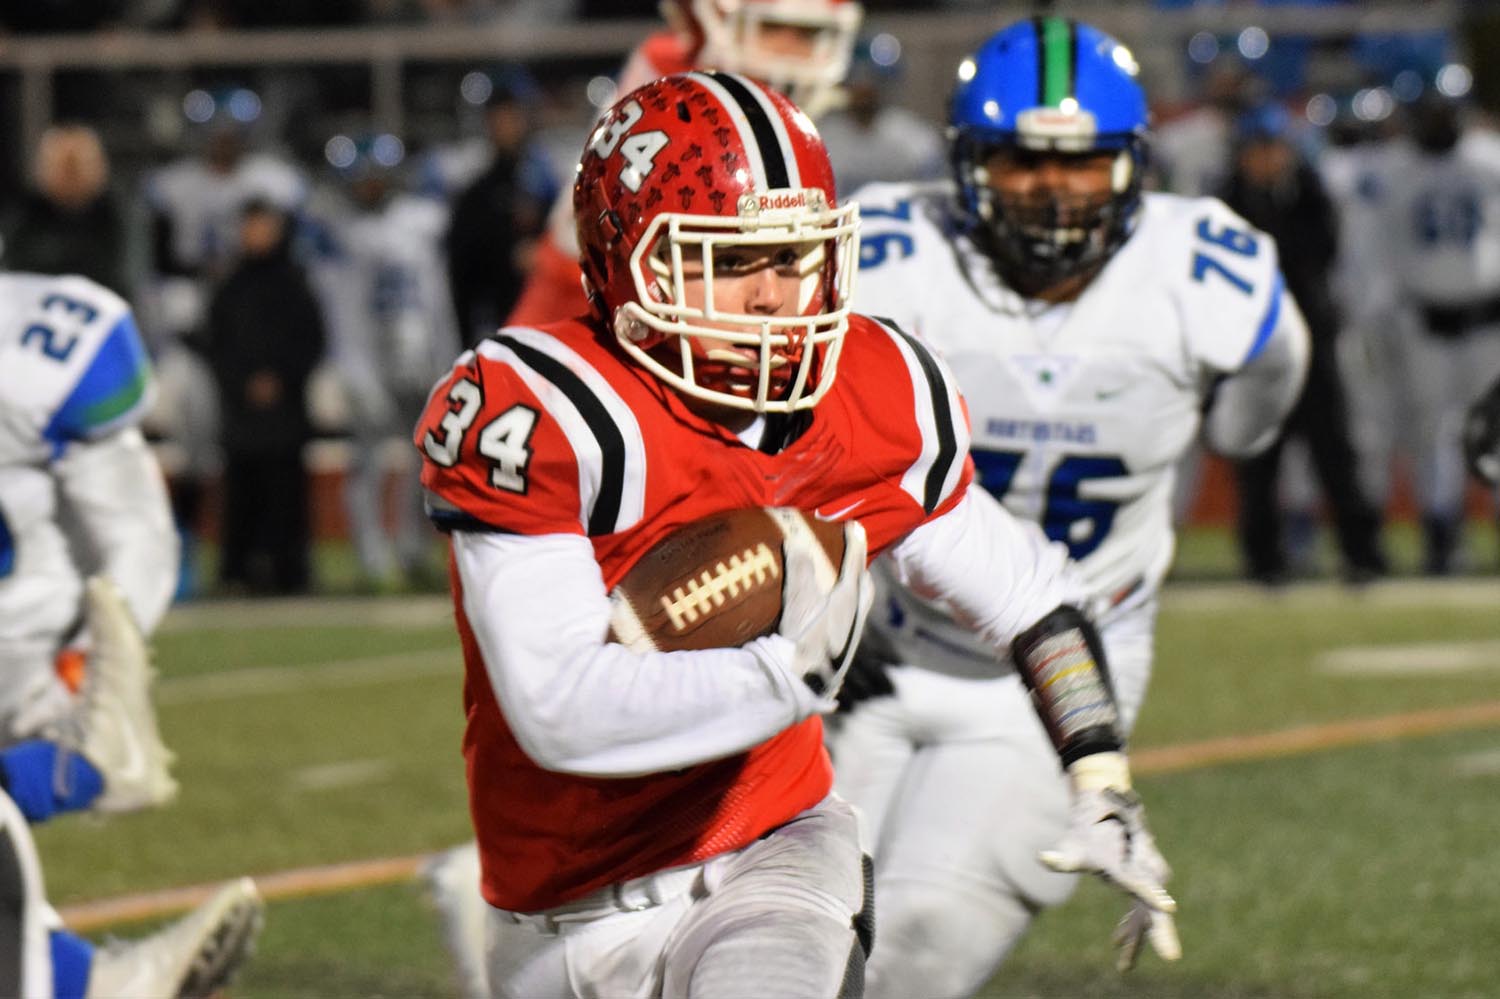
[35,530,1500,997]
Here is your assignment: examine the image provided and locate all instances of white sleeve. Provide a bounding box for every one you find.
[52,427,178,636]
[453,529,828,779]
[1201,289,1311,458]
[886,488,1091,649]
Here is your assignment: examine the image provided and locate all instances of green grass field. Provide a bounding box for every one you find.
[35,535,1500,998]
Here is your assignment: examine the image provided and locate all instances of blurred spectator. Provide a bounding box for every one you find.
[2,124,126,295]
[1220,102,1388,584]
[1379,93,1500,573]
[140,104,306,598]
[205,199,325,594]
[817,37,944,196]
[445,68,558,345]
[305,133,460,590]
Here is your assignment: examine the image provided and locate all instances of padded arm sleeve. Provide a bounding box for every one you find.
[1202,290,1311,458]
[52,428,178,636]
[454,529,829,778]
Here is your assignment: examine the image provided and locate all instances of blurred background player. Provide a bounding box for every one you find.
[830,19,1313,996]
[504,0,864,329]
[1378,91,1500,573]
[0,270,264,997]
[415,70,1174,999]
[1218,101,1388,584]
[305,131,459,591]
[1318,90,1408,526]
[816,35,946,196]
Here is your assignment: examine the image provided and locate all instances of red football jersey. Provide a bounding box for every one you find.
[504,30,697,329]
[416,313,972,912]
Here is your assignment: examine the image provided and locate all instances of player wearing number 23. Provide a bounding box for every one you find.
[0,272,176,739]
[415,70,1175,998]
[828,18,1311,998]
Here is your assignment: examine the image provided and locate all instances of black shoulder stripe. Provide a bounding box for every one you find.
[495,334,624,536]
[710,71,791,189]
[872,317,961,514]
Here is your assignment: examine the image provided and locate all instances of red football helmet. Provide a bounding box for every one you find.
[664,0,863,115]
[575,71,860,413]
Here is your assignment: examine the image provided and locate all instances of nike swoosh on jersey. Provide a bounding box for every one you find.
[813,499,866,521]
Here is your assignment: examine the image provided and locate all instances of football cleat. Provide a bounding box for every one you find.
[421,843,490,999]
[86,877,266,999]
[76,575,179,814]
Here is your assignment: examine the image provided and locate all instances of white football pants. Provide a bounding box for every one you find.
[1392,311,1500,519]
[485,795,870,999]
[828,598,1157,999]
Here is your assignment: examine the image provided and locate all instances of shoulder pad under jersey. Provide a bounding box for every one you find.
[1139,192,1287,374]
[415,326,649,538]
[0,273,151,457]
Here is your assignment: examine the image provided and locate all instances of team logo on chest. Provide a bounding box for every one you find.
[1007,354,1080,412]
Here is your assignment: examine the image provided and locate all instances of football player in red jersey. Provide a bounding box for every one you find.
[416,72,1174,998]
[505,0,862,331]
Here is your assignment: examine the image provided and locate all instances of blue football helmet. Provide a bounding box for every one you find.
[949,17,1149,292]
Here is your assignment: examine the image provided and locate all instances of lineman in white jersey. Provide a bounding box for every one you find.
[0,271,265,996]
[826,19,1310,998]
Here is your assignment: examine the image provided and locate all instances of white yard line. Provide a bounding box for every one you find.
[156,648,458,704]
[1317,640,1500,676]
[158,595,453,633]
[1160,578,1500,612]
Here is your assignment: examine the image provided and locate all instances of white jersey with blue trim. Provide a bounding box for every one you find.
[307,191,461,402]
[1377,131,1500,307]
[851,183,1284,657]
[0,273,158,647]
[0,274,148,466]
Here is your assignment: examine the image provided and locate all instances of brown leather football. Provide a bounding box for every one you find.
[607,507,847,653]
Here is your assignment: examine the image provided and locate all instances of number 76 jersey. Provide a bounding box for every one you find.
[852,182,1285,609]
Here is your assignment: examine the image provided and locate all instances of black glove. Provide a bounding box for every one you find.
[834,647,896,713]
[1463,376,1500,486]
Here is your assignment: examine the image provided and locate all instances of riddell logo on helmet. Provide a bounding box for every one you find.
[759,191,807,210]
[738,189,827,215]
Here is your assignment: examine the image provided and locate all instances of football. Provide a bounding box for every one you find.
[607,507,847,653]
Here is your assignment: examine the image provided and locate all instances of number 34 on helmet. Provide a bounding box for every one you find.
[574,71,861,414]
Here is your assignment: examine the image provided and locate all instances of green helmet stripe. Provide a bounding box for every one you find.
[1040,16,1074,107]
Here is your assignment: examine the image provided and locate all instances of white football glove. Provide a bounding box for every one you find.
[1040,751,1181,971]
[775,517,873,701]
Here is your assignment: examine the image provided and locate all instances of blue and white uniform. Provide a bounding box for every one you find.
[1377,130,1500,528]
[306,190,461,582]
[0,273,176,738]
[828,182,1307,997]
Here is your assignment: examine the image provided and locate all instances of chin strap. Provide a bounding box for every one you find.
[1011,604,1123,767]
